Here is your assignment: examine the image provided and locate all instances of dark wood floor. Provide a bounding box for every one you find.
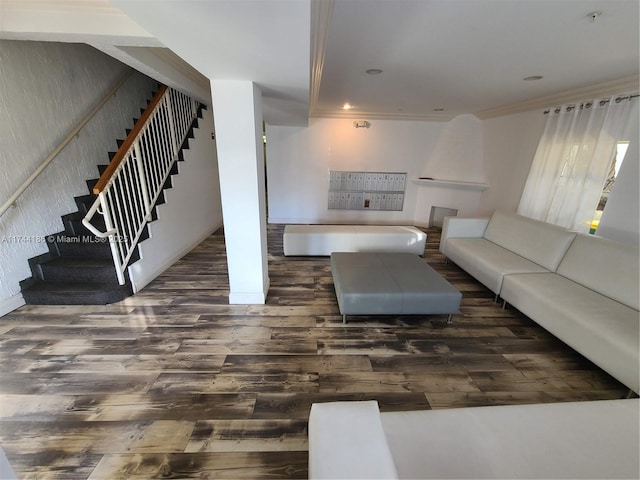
[0,224,629,479]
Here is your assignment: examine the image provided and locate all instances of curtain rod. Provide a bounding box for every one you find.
[544,94,639,114]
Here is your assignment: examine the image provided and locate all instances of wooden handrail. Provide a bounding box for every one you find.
[93,84,169,194]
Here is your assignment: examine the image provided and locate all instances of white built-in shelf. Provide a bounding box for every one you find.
[411,178,489,191]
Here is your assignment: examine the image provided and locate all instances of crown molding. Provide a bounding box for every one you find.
[475,75,640,119]
[0,0,120,14]
[309,0,334,114]
[310,109,454,122]
[0,0,155,41]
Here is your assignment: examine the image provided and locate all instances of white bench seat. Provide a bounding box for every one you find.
[283,225,426,256]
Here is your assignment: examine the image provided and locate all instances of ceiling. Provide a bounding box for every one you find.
[314,0,640,121]
[1,0,638,124]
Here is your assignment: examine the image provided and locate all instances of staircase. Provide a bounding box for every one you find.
[20,88,204,305]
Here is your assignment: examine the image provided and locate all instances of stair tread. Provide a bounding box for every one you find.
[23,281,128,292]
[50,234,112,247]
[42,257,115,268]
[21,280,133,305]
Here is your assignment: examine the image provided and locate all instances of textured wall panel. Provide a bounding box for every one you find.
[0,40,157,306]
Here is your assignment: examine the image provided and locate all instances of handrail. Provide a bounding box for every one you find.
[82,86,199,285]
[93,85,168,194]
[0,69,135,219]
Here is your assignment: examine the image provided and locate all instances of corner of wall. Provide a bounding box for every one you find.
[127,105,223,291]
[0,293,25,318]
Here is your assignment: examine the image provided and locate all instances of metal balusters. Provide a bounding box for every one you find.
[82,86,200,285]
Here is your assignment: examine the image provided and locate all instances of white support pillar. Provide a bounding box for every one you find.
[211,80,269,304]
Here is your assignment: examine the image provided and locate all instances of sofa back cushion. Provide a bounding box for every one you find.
[483,211,577,271]
[557,234,639,310]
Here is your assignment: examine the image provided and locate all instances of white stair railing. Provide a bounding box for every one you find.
[82,85,199,285]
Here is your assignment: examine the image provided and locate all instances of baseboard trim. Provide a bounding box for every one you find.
[0,293,26,318]
[129,221,222,293]
[228,276,271,305]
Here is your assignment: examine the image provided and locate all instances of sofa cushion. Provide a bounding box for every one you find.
[446,237,548,294]
[556,234,640,310]
[483,211,577,271]
[380,399,639,479]
[501,272,639,393]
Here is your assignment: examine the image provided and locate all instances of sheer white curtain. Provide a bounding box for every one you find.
[518,95,634,232]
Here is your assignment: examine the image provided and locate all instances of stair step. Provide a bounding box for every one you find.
[20,280,133,305]
[86,178,99,193]
[155,191,166,206]
[47,232,114,259]
[62,212,106,236]
[74,194,97,215]
[27,252,57,280]
[19,94,204,306]
[38,256,119,283]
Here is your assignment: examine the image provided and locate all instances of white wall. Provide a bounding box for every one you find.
[0,40,157,316]
[597,100,640,246]
[266,115,499,226]
[267,98,637,243]
[266,117,446,225]
[478,109,546,216]
[128,105,222,291]
[413,114,486,225]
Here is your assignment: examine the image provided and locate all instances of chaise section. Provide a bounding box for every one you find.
[501,234,640,393]
[309,399,640,479]
[483,210,577,272]
[439,216,489,253]
[439,210,639,393]
[444,238,549,295]
[440,210,576,296]
[555,234,639,311]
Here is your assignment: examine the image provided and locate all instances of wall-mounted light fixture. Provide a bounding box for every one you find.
[353,120,371,128]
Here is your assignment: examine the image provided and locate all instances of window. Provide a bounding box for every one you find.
[589,141,629,233]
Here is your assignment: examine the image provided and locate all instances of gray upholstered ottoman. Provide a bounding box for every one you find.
[331,252,462,324]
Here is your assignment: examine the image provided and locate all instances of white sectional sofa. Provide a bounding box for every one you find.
[440,210,640,393]
[308,399,640,479]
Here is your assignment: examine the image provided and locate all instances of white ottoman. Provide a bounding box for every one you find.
[283,225,427,256]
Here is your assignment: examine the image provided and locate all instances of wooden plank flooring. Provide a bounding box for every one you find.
[0,224,630,479]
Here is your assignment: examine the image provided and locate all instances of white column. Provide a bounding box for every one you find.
[211,80,269,304]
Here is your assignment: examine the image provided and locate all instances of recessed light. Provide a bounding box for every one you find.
[366,69,383,75]
[523,75,543,81]
[342,103,353,110]
[587,11,602,23]
[433,108,445,112]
